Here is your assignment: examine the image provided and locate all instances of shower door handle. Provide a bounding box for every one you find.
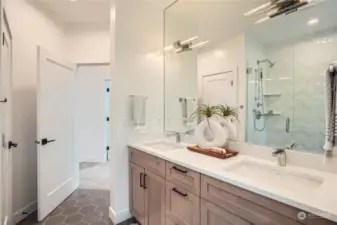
[285,118,290,133]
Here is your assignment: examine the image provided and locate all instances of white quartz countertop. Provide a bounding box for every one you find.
[129,141,337,223]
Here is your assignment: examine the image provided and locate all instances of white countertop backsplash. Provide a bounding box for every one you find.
[129,140,337,223]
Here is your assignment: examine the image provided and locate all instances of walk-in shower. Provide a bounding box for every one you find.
[253,59,276,131]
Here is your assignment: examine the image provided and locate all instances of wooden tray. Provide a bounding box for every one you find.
[187,145,238,159]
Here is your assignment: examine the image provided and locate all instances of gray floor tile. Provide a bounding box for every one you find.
[17,189,112,225]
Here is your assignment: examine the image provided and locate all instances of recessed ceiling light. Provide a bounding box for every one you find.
[307,18,319,26]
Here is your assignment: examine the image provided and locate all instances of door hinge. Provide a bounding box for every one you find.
[231,81,234,86]
[106,117,110,122]
[106,146,110,151]
[107,88,110,92]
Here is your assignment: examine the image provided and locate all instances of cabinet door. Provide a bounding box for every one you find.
[201,199,251,225]
[130,163,146,224]
[144,171,166,225]
[166,181,200,225]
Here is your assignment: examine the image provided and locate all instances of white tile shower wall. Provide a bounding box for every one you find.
[266,28,337,153]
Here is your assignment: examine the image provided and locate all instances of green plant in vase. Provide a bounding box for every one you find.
[190,104,222,130]
[217,105,238,122]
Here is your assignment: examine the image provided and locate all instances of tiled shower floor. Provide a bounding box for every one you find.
[17,189,138,225]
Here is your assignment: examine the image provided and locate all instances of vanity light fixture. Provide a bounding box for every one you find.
[244,2,272,16]
[180,36,198,45]
[255,16,270,24]
[165,36,208,53]
[307,18,319,26]
[191,40,210,49]
[164,36,198,52]
[246,0,324,25]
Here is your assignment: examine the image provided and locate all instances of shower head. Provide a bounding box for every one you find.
[257,59,276,68]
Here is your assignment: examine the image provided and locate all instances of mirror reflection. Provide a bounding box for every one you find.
[164,0,337,154]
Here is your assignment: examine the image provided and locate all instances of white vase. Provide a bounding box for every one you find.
[220,119,237,141]
[194,118,228,149]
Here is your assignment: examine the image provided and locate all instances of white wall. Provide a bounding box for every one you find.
[164,14,198,133]
[197,35,246,142]
[74,64,110,163]
[65,24,110,64]
[110,0,165,223]
[6,0,66,222]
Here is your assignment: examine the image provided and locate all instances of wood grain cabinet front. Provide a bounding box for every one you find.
[129,148,166,178]
[129,163,166,225]
[201,175,336,225]
[201,199,251,225]
[144,171,166,225]
[166,181,200,225]
[166,162,201,195]
[129,163,146,225]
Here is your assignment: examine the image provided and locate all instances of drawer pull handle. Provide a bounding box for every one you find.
[172,166,188,174]
[140,173,144,188]
[172,188,187,197]
[144,174,147,189]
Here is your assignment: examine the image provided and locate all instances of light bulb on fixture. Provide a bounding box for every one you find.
[255,17,270,24]
[191,40,209,49]
[244,2,272,16]
[180,36,198,45]
[307,18,319,26]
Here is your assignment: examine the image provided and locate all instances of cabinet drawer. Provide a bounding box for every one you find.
[166,181,200,225]
[201,175,302,225]
[129,148,165,178]
[201,199,251,225]
[166,162,201,195]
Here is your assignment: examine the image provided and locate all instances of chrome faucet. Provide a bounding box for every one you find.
[272,143,295,166]
[166,132,182,143]
[166,129,195,143]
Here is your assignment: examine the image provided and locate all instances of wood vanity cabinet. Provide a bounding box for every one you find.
[129,149,166,225]
[129,148,337,225]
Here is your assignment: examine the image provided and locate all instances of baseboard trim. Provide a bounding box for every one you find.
[13,201,37,224]
[109,207,131,224]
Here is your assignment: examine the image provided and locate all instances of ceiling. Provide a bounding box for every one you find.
[165,0,337,46]
[31,0,110,26]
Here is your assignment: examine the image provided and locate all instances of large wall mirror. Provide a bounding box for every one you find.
[164,0,337,154]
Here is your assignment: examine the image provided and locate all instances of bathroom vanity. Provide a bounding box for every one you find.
[128,143,337,225]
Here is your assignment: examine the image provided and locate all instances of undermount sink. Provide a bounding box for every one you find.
[143,140,184,151]
[225,160,325,190]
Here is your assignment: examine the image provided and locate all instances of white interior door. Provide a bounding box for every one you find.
[0,10,13,225]
[37,47,77,221]
[74,64,110,163]
[0,9,14,225]
[201,71,237,107]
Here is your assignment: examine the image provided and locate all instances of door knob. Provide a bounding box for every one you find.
[41,138,56,146]
[8,141,18,149]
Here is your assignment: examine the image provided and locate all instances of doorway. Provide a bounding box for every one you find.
[74,64,110,191]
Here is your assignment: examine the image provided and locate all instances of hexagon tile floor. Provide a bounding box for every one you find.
[18,189,138,225]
